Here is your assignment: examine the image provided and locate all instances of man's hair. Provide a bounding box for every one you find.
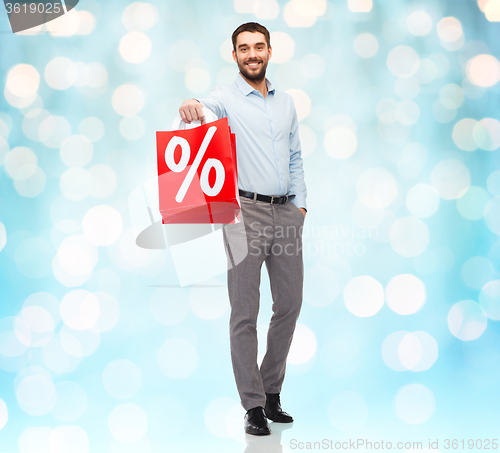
[232,22,271,52]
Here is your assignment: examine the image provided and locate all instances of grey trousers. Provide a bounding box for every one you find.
[223,196,305,410]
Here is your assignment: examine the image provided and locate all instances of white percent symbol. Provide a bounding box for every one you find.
[164,126,226,203]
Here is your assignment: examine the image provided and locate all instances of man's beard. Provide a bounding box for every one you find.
[237,57,268,82]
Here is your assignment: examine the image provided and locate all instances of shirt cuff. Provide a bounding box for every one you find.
[292,195,307,211]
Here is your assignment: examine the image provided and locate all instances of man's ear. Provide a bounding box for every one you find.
[232,49,237,63]
[268,45,272,60]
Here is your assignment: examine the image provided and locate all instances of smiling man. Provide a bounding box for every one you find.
[179,22,307,436]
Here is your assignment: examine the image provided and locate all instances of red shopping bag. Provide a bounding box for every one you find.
[157,117,240,224]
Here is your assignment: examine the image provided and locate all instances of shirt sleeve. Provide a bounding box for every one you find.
[196,87,227,120]
[288,101,307,211]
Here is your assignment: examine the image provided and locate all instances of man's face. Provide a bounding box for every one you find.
[232,31,272,82]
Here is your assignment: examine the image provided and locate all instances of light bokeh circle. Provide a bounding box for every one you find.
[270,31,295,63]
[286,88,311,121]
[385,274,427,315]
[389,216,429,257]
[466,54,500,88]
[111,84,145,116]
[456,186,490,220]
[93,292,120,333]
[59,324,101,358]
[356,168,398,209]
[60,167,93,201]
[79,117,105,143]
[461,256,495,290]
[287,324,317,364]
[103,359,143,399]
[204,397,243,439]
[51,381,87,422]
[325,126,357,160]
[119,115,145,141]
[60,135,93,167]
[60,290,100,331]
[122,2,159,32]
[484,196,500,235]
[0,222,6,253]
[189,285,229,320]
[45,57,77,90]
[344,276,384,317]
[407,11,432,36]
[157,338,197,379]
[4,146,37,181]
[89,165,117,198]
[479,280,500,320]
[431,159,471,200]
[42,335,82,374]
[0,399,7,430]
[6,64,40,98]
[448,300,488,341]
[15,374,56,416]
[387,46,420,78]
[300,53,325,78]
[354,33,379,58]
[82,205,123,246]
[304,266,340,307]
[119,32,152,64]
[406,183,439,217]
[14,168,46,198]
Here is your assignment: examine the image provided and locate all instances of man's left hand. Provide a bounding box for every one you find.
[299,208,306,218]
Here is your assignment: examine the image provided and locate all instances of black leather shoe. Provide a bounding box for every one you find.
[244,406,271,435]
[264,393,293,423]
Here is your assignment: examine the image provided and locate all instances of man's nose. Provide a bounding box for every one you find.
[248,48,257,58]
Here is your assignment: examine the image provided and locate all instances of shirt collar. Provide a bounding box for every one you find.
[235,72,275,97]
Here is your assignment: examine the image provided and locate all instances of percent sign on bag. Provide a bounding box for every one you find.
[165,126,225,202]
[157,117,240,224]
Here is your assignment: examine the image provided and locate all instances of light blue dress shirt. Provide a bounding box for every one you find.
[198,73,307,210]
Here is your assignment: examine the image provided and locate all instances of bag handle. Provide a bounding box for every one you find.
[171,107,218,131]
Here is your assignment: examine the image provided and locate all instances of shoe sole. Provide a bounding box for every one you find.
[245,429,271,436]
[264,411,293,423]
